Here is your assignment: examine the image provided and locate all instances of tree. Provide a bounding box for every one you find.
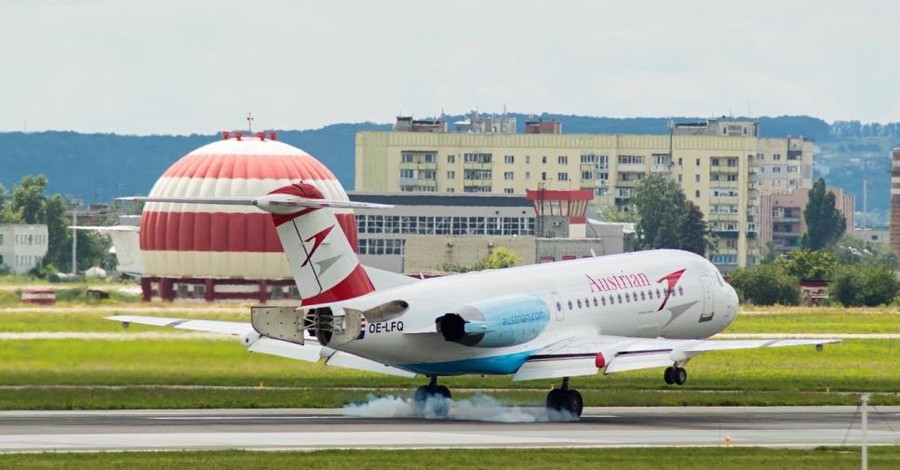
[803,178,846,250]
[774,249,837,281]
[477,246,522,270]
[11,175,49,224]
[728,264,801,306]
[633,173,711,256]
[828,234,899,270]
[830,264,900,306]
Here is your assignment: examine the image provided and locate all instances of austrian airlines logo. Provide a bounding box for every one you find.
[656,268,686,311]
[300,225,335,268]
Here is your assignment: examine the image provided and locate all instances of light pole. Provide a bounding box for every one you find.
[71,200,81,275]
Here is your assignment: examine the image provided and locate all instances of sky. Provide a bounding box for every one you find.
[1,0,897,135]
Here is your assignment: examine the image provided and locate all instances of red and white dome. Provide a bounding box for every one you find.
[140,134,357,279]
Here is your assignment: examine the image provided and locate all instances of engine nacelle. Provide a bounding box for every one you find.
[436,294,550,348]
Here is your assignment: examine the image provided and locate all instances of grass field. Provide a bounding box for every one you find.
[1,447,899,470]
[0,303,897,409]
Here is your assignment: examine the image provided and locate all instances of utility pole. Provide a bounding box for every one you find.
[71,200,81,275]
[861,393,869,470]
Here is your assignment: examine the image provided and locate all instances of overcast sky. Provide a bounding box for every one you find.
[1,0,897,135]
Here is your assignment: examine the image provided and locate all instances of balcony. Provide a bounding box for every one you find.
[710,180,739,189]
[616,180,641,189]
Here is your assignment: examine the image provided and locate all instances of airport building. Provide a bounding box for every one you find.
[350,189,626,274]
[355,115,815,273]
[0,224,49,275]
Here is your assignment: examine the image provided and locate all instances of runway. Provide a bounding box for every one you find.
[1,406,898,452]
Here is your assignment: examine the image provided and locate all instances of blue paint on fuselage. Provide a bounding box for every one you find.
[401,350,535,376]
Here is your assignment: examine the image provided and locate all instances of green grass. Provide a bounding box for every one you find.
[1,447,899,470]
[0,338,896,409]
[725,312,900,334]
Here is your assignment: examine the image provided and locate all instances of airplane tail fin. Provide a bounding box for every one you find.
[120,182,392,305]
[266,183,376,305]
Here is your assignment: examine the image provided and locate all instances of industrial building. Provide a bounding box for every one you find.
[355,114,815,273]
[892,148,900,254]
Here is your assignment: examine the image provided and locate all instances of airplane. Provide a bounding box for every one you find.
[109,181,839,418]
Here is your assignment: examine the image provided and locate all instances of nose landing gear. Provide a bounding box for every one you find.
[664,365,687,385]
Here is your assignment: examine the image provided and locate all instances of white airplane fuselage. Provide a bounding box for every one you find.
[328,249,739,376]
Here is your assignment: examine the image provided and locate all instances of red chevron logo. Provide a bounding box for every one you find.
[656,268,686,311]
[301,225,335,268]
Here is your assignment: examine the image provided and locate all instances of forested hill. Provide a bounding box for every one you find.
[1,115,898,211]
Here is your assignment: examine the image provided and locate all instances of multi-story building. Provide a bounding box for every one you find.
[759,187,855,252]
[891,148,900,254]
[0,224,49,275]
[356,116,815,273]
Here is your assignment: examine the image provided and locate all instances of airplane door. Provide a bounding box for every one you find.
[699,275,714,322]
[551,292,564,321]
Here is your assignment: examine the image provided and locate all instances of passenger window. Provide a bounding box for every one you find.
[556,301,562,311]
[609,296,615,305]
[640,291,646,301]
[593,297,598,307]
[568,300,573,310]
[617,294,623,303]
[577,299,583,309]
[601,297,606,306]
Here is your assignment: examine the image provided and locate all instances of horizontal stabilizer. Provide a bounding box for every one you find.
[118,194,391,213]
[106,315,253,337]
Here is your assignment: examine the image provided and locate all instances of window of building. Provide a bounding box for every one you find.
[525,171,531,180]
[787,166,798,173]
[421,170,435,180]
[677,174,682,183]
[504,171,514,180]
[618,155,644,165]
[773,153,782,161]
[695,174,700,183]
[773,167,782,173]
[727,158,738,167]
[542,156,548,164]
[447,171,455,179]
[504,188,514,194]
[447,154,455,164]
[711,158,720,166]
[424,153,436,163]
[727,174,738,181]
[526,156,531,164]
[726,239,737,249]
[558,172,569,181]
[446,188,454,193]
[558,156,568,165]
[678,158,683,166]
[401,153,414,163]
[541,172,547,181]
[504,155,515,164]
[696,158,701,166]
[695,190,700,198]
[400,169,415,178]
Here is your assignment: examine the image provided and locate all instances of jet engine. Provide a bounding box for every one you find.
[435,294,550,348]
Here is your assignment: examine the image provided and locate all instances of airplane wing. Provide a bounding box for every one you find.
[105,315,415,377]
[512,334,840,382]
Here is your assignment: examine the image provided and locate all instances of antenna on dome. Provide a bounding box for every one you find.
[246,112,254,134]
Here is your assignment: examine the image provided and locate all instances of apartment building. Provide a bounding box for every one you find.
[759,187,855,252]
[356,116,815,273]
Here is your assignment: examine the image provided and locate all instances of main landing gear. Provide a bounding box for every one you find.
[413,376,452,417]
[664,365,688,385]
[545,377,583,418]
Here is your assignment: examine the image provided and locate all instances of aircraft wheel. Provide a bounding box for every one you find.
[413,385,430,405]
[663,366,675,385]
[563,390,584,418]
[435,385,452,399]
[545,388,565,411]
[674,367,687,386]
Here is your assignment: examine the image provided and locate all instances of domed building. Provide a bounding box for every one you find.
[139,132,357,302]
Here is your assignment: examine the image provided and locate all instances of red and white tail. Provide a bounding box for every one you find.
[266,183,375,305]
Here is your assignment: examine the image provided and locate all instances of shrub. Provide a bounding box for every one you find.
[729,264,800,306]
[830,264,900,306]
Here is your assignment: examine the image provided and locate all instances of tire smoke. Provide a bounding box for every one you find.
[342,392,579,422]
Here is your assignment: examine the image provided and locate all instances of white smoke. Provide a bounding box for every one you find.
[343,392,579,422]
